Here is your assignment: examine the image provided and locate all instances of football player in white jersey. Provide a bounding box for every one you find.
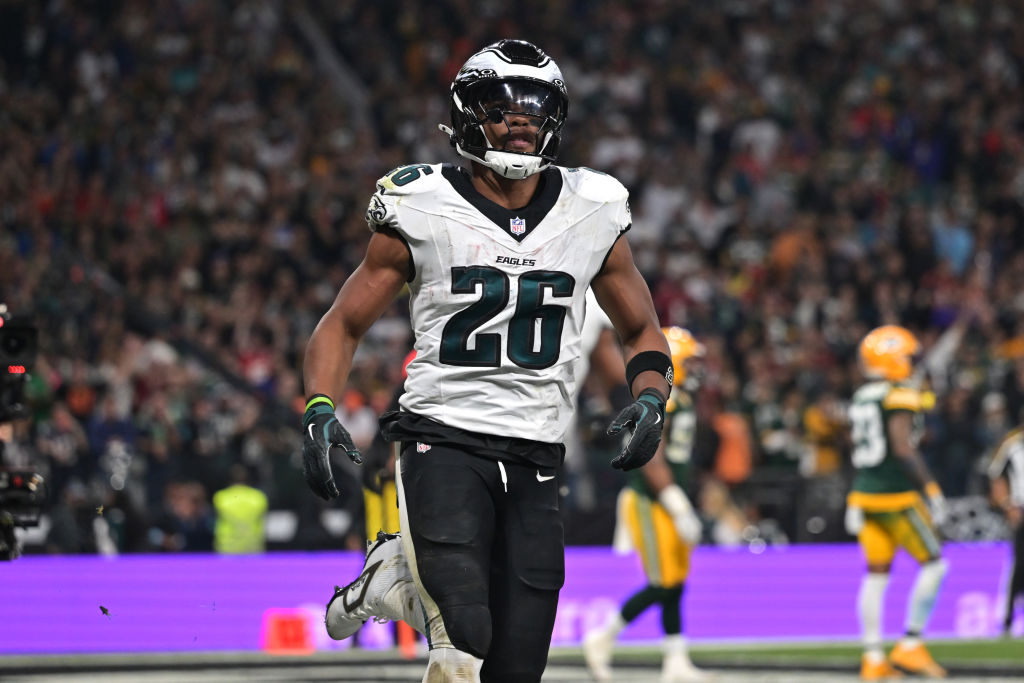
[301,40,673,683]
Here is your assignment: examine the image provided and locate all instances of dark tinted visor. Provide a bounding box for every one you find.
[474,81,563,119]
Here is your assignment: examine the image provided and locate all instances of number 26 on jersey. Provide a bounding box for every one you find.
[440,266,575,370]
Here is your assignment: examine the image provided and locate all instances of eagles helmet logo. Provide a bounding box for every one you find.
[455,67,497,83]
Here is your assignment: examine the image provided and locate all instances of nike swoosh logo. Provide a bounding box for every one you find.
[536,471,555,482]
[654,414,662,425]
[342,560,382,611]
[308,424,316,440]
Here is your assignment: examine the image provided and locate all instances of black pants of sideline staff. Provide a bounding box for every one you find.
[1005,516,1024,635]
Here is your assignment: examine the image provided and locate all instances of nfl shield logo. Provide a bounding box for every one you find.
[510,217,526,235]
[416,442,431,453]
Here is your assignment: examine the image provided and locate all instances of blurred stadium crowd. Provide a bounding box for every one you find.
[2,0,1024,553]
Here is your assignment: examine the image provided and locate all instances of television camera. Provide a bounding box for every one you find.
[0,305,44,560]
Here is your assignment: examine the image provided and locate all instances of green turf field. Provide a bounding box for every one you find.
[554,637,1024,669]
[691,638,1024,665]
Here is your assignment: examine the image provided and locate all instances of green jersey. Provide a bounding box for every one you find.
[849,381,923,495]
[629,385,694,497]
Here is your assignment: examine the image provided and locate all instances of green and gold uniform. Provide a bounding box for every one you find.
[847,381,940,565]
[618,386,696,587]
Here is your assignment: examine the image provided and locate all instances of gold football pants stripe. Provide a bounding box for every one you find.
[364,480,401,538]
[620,488,691,586]
[857,499,940,565]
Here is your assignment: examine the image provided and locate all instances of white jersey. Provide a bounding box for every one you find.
[366,163,630,443]
[989,428,1024,507]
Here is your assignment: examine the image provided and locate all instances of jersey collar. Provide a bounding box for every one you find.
[442,164,562,243]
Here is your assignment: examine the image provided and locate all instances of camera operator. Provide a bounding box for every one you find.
[0,305,45,560]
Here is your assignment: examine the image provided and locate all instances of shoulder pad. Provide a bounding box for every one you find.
[366,163,445,232]
[374,163,446,196]
[853,381,889,403]
[883,385,922,412]
[560,166,629,203]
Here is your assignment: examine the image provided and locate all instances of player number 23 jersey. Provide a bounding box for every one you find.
[848,381,923,495]
[365,163,630,443]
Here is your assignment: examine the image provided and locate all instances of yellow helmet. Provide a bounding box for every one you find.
[858,325,920,381]
[662,326,705,385]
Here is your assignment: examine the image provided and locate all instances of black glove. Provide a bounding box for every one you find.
[607,388,666,471]
[302,395,362,500]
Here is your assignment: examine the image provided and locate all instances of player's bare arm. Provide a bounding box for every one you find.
[300,228,411,499]
[643,422,702,544]
[641,442,674,490]
[889,410,947,525]
[304,228,412,398]
[591,237,671,397]
[887,412,938,492]
[592,236,671,470]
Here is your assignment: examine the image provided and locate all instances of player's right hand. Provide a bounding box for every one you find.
[844,505,865,535]
[927,490,948,528]
[302,395,362,500]
[658,484,702,545]
[672,509,702,545]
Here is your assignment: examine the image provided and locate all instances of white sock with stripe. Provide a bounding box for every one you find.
[858,572,889,657]
[905,558,948,636]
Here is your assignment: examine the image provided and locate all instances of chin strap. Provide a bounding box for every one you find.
[440,123,549,179]
[480,149,546,179]
[454,143,547,179]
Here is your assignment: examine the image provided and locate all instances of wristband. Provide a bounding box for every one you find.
[305,394,336,412]
[304,394,336,426]
[924,481,942,499]
[625,351,674,391]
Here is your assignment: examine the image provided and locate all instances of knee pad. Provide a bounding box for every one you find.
[443,603,492,660]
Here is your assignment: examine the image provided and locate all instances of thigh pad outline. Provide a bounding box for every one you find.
[510,500,565,591]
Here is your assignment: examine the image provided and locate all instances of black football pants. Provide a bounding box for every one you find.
[397,442,564,683]
[1006,517,1024,631]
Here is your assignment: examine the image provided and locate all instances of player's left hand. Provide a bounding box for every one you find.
[607,388,666,471]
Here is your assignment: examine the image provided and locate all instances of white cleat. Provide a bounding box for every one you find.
[662,651,712,682]
[582,629,615,682]
[325,531,412,640]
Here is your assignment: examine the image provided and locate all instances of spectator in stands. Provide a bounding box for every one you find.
[5,0,1024,552]
[148,481,214,552]
[45,479,99,554]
